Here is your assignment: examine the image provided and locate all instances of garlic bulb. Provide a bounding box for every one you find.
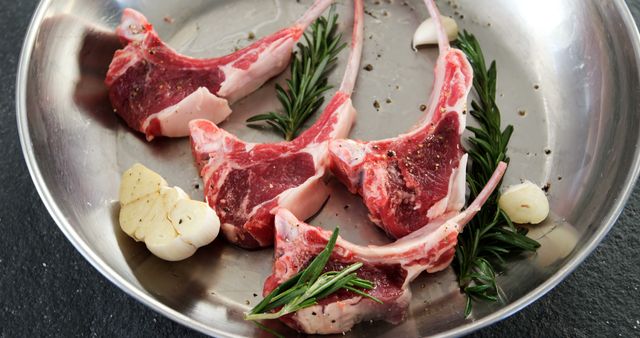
[498,181,549,224]
[119,163,220,261]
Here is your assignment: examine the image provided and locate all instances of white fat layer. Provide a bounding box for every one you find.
[293,291,411,334]
[446,153,467,212]
[293,298,361,335]
[142,87,231,138]
[427,153,468,218]
[328,100,357,140]
[277,166,330,222]
[218,36,296,103]
[427,194,448,219]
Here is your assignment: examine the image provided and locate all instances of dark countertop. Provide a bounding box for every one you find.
[1,1,639,337]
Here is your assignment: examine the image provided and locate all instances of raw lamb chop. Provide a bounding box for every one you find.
[329,0,473,239]
[105,0,333,140]
[189,0,364,249]
[264,163,507,334]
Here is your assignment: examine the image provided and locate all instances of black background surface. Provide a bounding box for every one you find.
[1,1,639,336]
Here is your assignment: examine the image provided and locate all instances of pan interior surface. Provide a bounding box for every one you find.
[17,0,640,336]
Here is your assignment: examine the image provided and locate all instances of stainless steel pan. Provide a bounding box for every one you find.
[17,0,640,336]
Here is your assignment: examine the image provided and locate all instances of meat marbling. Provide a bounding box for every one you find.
[189,0,364,249]
[264,163,507,334]
[329,0,473,239]
[105,0,334,140]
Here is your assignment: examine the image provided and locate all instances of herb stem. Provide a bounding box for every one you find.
[454,31,541,316]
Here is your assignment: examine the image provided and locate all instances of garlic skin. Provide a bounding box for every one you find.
[412,16,459,49]
[119,163,220,261]
[498,181,549,224]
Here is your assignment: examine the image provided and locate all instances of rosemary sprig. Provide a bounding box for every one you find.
[454,31,541,316]
[245,227,381,321]
[246,6,347,141]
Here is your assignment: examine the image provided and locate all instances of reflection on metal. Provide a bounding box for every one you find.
[526,213,580,268]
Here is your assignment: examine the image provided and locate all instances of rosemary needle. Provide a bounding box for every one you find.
[454,31,541,316]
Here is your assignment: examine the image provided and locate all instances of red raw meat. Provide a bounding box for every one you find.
[189,0,364,249]
[264,162,507,334]
[328,0,473,239]
[105,0,333,140]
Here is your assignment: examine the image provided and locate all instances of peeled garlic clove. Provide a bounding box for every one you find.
[498,180,549,224]
[412,16,459,49]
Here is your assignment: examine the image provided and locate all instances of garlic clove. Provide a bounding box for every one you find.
[412,16,459,49]
[170,197,220,248]
[498,180,550,224]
